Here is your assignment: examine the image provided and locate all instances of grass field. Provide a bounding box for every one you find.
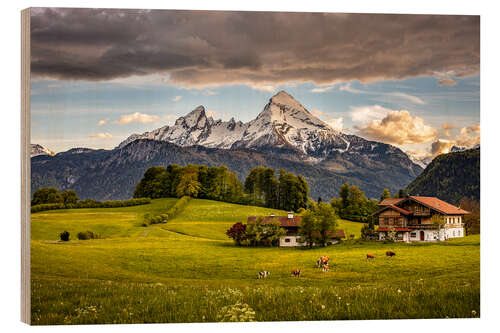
[30,198,480,324]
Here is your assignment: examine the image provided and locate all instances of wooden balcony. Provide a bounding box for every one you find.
[407,224,437,230]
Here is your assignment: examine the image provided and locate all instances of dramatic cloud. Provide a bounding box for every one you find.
[354,110,438,145]
[349,105,392,124]
[325,117,344,132]
[442,123,454,130]
[97,118,109,126]
[431,139,455,156]
[456,123,480,147]
[171,95,182,102]
[30,9,479,88]
[88,132,114,139]
[116,112,159,124]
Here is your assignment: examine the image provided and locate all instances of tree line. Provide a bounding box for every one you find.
[134,164,309,212]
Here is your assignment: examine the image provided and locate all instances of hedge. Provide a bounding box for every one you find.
[31,198,151,213]
[144,196,191,225]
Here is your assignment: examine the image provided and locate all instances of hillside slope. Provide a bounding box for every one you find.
[405,148,480,204]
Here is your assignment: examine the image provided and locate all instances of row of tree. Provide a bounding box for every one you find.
[31,187,79,206]
[244,167,309,211]
[134,164,310,211]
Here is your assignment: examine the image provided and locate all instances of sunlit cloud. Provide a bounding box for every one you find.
[171,95,183,102]
[116,112,159,124]
[354,110,438,145]
[88,132,114,139]
[98,118,110,126]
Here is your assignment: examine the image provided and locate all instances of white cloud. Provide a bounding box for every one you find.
[456,123,480,147]
[171,95,182,102]
[204,90,218,96]
[349,105,392,124]
[431,139,455,156]
[340,83,424,104]
[98,118,110,126]
[249,83,276,92]
[88,132,114,139]
[387,92,424,105]
[311,85,335,93]
[354,110,438,145]
[116,112,159,124]
[325,117,344,132]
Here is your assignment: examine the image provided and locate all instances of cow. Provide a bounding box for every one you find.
[386,251,396,258]
[317,255,330,268]
[291,269,302,277]
[322,264,329,272]
[258,271,270,279]
[366,254,375,260]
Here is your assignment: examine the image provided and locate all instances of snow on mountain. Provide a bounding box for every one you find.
[31,144,55,157]
[118,91,350,158]
[450,144,480,153]
[118,106,248,150]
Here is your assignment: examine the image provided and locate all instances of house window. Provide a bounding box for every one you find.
[383,217,389,225]
[433,232,438,240]
[284,238,291,243]
[410,232,416,238]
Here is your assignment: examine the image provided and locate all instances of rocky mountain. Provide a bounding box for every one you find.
[32,91,423,201]
[31,144,54,157]
[406,147,480,204]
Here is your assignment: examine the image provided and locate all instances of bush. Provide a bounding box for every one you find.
[77,231,100,240]
[143,197,190,225]
[31,197,151,213]
[59,231,70,241]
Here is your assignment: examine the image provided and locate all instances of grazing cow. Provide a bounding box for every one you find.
[258,271,270,279]
[366,254,375,260]
[291,269,302,277]
[386,251,396,258]
[317,255,330,268]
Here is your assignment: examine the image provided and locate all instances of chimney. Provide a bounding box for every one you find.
[288,212,294,219]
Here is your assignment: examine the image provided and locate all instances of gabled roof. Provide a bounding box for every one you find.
[379,198,405,206]
[409,196,469,215]
[247,215,302,227]
[373,204,411,216]
[377,195,470,215]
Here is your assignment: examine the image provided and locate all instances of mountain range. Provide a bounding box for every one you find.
[31,91,423,200]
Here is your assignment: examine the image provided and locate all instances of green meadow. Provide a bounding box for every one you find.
[31,198,480,324]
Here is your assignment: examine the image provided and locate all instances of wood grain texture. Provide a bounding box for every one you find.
[21,7,31,325]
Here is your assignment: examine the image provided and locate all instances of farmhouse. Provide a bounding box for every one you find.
[247,212,345,247]
[373,196,469,242]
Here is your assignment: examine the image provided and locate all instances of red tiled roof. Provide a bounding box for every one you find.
[379,198,405,206]
[373,204,411,216]
[410,196,469,215]
[247,215,345,239]
[247,215,301,227]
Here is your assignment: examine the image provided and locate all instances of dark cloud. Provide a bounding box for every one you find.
[30,8,480,87]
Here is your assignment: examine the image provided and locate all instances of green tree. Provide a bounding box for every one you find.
[62,190,79,205]
[380,188,392,202]
[176,165,201,198]
[459,197,480,235]
[298,209,318,248]
[32,187,63,205]
[315,202,338,247]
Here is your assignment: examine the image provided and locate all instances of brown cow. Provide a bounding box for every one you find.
[317,255,329,268]
[386,251,396,258]
[291,269,302,277]
[366,254,375,260]
[322,264,329,272]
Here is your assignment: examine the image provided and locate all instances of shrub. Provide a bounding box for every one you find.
[31,197,151,213]
[77,231,99,240]
[226,222,247,245]
[59,231,70,241]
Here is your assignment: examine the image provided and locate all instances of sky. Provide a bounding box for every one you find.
[30,8,480,160]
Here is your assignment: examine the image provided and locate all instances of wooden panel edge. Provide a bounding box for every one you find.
[21,7,31,325]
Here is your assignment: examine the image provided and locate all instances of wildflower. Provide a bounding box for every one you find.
[472,310,477,316]
[321,305,326,310]
[346,303,350,306]
[338,296,341,300]
[397,289,402,293]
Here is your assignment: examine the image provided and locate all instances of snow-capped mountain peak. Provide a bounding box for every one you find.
[31,143,55,157]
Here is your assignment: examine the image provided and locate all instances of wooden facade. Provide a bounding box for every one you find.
[374,196,468,242]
